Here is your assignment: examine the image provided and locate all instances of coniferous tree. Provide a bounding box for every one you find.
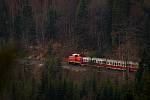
[74,0,90,50]
[14,13,22,40]
[21,0,36,46]
[0,0,10,39]
[140,49,150,99]
[111,0,130,49]
[95,0,113,56]
[135,51,145,93]
[45,9,57,40]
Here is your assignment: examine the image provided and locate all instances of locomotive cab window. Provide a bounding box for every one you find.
[75,55,78,57]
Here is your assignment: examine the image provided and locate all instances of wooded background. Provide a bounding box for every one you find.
[0,0,150,61]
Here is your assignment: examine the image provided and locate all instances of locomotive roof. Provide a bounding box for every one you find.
[72,53,80,56]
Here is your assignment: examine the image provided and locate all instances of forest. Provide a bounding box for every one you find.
[0,0,150,100]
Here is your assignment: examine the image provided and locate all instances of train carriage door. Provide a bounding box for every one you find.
[92,58,96,64]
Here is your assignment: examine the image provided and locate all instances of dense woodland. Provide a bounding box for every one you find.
[0,0,150,100]
[0,0,149,59]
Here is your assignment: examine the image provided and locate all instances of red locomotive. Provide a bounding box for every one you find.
[68,54,82,65]
[67,54,139,72]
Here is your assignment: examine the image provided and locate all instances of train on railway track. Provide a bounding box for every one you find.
[67,53,139,72]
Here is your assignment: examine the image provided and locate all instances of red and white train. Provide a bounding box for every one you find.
[67,53,139,72]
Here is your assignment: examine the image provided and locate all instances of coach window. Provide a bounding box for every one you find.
[93,60,96,63]
[107,62,109,64]
[111,62,113,65]
[113,62,115,65]
[102,61,105,64]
